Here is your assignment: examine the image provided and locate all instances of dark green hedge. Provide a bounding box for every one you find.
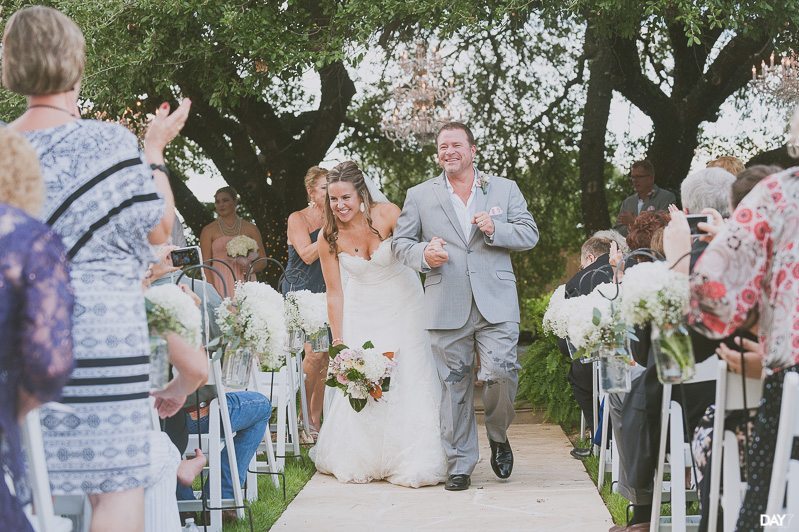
[518,295,580,430]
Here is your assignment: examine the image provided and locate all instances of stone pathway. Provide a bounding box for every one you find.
[273,423,612,531]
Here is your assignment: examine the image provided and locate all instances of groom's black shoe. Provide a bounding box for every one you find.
[444,474,471,491]
[489,438,513,479]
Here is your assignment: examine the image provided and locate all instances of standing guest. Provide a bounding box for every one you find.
[707,155,745,176]
[0,128,74,532]
[667,163,799,530]
[4,6,189,531]
[199,186,266,297]
[281,166,329,438]
[614,160,676,236]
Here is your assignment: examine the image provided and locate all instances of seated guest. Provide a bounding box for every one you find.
[626,210,671,255]
[706,156,745,176]
[614,160,676,236]
[0,128,74,531]
[560,234,620,458]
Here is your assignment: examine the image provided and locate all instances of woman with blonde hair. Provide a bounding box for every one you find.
[281,166,329,438]
[0,128,74,530]
[4,6,189,530]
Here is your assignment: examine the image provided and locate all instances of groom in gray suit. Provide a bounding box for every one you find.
[392,122,538,491]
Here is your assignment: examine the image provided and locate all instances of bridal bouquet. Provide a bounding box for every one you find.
[215,281,288,370]
[284,290,328,336]
[144,284,202,347]
[326,341,396,412]
[618,261,694,383]
[226,235,258,258]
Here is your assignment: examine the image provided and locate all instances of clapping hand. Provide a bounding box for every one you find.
[424,237,449,268]
[663,205,692,273]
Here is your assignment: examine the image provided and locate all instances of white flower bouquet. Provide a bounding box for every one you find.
[226,235,258,258]
[215,281,288,370]
[326,341,396,412]
[144,284,202,347]
[618,261,694,383]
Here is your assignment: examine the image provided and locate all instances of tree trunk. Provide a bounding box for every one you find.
[578,23,613,234]
[645,119,700,201]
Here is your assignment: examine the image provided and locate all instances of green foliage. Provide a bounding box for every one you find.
[223,448,316,532]
[518,295,580,428]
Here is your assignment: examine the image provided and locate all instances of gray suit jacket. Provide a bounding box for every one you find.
[392,172,538,329]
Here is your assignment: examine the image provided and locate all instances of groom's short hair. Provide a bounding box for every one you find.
[436,122,475,146]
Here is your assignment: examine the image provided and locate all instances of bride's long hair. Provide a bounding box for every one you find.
[323,161,382,255]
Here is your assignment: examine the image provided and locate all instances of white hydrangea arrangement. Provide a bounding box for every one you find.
[215,281,288,370]
[145,284,202,347]
[226,235,258,258]
[618,261,689,328]
[542,284,571,339]
[289,290,328,335]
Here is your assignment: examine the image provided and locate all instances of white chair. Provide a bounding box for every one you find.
[294,346,311,437]
[244,358,281,496]
[706,359,763,532]
[21,408,75,532]
[765,372,799,531]
[650,355,718,532]
[177,358,245,532]
[251,358,301,472]
[596,360,619,492]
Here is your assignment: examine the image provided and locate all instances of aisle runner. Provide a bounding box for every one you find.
[274,423,612,531]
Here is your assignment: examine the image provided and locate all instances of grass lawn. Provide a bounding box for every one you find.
[223,447,316,531]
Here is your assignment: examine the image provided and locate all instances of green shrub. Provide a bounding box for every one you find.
[518,295,580,429]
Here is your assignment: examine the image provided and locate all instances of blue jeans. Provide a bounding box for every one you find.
[176,391,271,500]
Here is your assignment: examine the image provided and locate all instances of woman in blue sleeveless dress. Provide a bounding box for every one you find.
[281,166,328,437]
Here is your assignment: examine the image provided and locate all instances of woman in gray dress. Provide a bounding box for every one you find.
[4,6,190,531]
[282,166,328,437]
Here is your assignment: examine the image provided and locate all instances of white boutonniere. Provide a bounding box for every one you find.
[475,173,490,195]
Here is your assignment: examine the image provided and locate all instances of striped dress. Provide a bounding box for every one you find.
[26,120,164,495]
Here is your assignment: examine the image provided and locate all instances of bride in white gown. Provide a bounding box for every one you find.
[310,161,447,487]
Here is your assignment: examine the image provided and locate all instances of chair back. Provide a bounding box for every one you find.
[766,372,799,525]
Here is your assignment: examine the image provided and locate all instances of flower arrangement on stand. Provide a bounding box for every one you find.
[215,281,288,388]
[292,290,329,352]
[618,261,694,384]
[543,282,635,392]
[325,341,396,412]
[144,284,202,389]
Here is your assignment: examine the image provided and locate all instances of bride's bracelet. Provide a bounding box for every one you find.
[332,338,344,346]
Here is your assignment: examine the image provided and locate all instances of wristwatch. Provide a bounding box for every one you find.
[150,163,170,178]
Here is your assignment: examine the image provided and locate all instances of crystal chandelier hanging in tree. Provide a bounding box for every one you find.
[751,51,799,105]
[381,42,454,147]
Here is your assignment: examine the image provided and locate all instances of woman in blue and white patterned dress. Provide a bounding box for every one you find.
[4,6,190,531]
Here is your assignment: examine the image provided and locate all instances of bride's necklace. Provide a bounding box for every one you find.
[217,216,241,236]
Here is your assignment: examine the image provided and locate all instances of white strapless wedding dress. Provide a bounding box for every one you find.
[310,238,447,487]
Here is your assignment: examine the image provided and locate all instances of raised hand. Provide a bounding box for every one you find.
[424,237,449,268]
[144,98,192,162]
[617,211,636,227]
[472,211,495,236]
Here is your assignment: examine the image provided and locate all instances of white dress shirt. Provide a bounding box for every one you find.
[445,175,478,240]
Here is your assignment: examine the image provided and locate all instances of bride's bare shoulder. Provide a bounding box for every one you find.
[372,202,401,220]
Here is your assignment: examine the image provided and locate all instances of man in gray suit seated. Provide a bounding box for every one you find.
[392,122,538,491]
[614,160,676,236]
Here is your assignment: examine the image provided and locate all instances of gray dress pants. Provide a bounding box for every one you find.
[429,300,520,476]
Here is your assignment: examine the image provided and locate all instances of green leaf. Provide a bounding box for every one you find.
[362,340,375,349]
[329,343,349,358]
[592,307,602,326]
